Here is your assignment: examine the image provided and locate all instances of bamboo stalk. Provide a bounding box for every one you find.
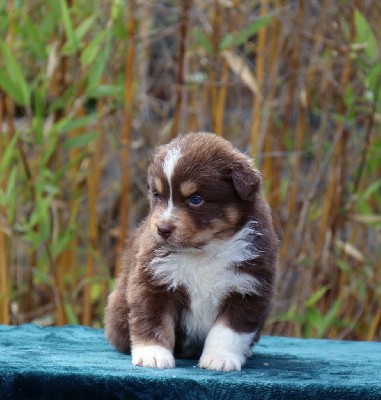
[214,2,238,136]
[249,0,268,160]
[57,103,84,324]
[0,231,10,324]
[367,310,381,341]
[316,6,354,259]
[82,96,104,326]
[0,94,9,325]
[171,0,190,138]
[6,0,15,44]
[214,62,228,136]
[5,0,36,322]
[262,0,282,210]
[279,1,304,263]
[210,0,221,134]
[116,0,136,278]
[53,0,77,325]
[188,57,198,132]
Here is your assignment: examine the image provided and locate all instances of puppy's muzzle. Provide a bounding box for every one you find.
[157,223,175,239]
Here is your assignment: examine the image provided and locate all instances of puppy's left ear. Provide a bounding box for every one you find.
[231,162,262,201]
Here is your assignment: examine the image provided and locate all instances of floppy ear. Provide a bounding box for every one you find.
[231,163,262,201]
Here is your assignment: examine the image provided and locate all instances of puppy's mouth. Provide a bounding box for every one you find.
[156,236,205,251]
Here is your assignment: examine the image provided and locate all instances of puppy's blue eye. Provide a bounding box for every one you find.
[188,195,203,207]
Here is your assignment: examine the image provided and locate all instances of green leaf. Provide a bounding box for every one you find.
[0,132,19,176]
[303,308,322,338]
[354,9,378,59]
[56,152,88,181]
[317,296,344,338]
[22,230,44,249]
[0,40,30,105]
[337,259,351,273]
[59,0,78,54]
[362,180,381,200]
[40,127,59,167]
[306,286,329,308]
[22,16,47,59]
[59,114,98,133]
[0,70,25,106]
[81,31,106,66]
[91,283,102,302]
[87,84,123,98]
[192,28,212,53]
[52,228,76,258]
[75,15,96,42]
[87,39,110,91]
[220,15,273,51]
[4,166,17,222]
[64,301,79,325]
[63,131,100,149]
[0,12,8,32]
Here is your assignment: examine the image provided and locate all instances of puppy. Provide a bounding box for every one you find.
[104,132,278,371]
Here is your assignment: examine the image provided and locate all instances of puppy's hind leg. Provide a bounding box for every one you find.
[104,289,131,353]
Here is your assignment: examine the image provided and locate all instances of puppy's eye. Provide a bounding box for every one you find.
[188,195,204,207]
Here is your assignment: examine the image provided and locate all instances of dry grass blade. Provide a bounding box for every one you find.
[222,51,260,96]
[334,238,365,262]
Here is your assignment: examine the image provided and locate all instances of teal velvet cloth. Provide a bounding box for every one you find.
[0,324,380,400]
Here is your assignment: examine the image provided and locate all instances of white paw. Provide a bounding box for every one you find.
[131,345,175,369]
[199,352,245,372]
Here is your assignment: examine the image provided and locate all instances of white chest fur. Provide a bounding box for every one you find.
[148,224,261,341]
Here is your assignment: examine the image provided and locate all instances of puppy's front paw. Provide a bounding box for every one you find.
[199,352,244,372]
[132,345,175,369]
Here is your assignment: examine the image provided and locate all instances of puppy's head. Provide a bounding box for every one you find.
[147,132,262,248]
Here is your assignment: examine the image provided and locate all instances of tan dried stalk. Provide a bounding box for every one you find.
[188,57,199,132]
[249,0,268,159]
[116,0,136,278]
[0,95,9,325]
[171,0,190,138]
[53,0,77,325]
[262,0,282,211]
[6,0,36,322]
[57,101,85,324]
[82,105,102,326]
[210,0,221,134]
[316,7,354,259]
[214,2,238,137]
[6,0,15,43]
[367,310,381,341]
[279,1,304,264]
[0,231,10,324]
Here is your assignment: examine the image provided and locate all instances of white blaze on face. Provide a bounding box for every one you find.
[162,146,182,219]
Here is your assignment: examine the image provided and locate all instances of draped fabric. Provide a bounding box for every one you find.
[0,324,380,400]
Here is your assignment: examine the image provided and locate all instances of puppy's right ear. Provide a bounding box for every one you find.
[231,163,262,201]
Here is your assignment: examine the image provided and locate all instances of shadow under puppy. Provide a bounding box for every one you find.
[104,132,279,371]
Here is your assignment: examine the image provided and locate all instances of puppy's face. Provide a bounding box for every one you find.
[147,133,262,248]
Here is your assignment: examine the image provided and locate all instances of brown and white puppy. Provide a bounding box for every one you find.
[104,132,278,371]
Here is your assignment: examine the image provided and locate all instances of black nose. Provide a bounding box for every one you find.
[157,223,175,239]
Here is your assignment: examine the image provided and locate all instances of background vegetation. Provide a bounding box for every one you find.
[0,0,380,341]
